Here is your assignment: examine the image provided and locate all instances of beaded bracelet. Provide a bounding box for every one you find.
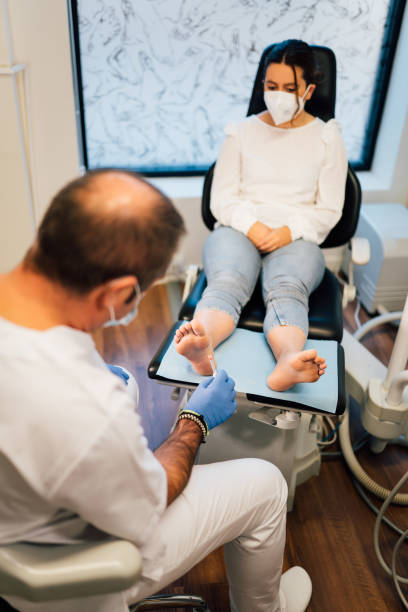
[177,410,208,443]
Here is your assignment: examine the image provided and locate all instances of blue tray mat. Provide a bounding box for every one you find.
[157,327,338,414]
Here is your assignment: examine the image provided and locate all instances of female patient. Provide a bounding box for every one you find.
[175,39,348,391]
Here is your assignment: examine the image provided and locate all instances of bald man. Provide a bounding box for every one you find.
[0,170,311,612]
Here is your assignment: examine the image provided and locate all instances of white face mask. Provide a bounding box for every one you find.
[264,85,311,126]
[103,283,143,328]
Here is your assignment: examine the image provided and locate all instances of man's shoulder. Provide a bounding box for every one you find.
[0,321,136,489]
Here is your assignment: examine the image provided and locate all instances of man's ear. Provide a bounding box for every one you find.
[91,276,138,312]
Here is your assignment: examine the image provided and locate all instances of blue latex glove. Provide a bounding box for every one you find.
[107,364,129,385]
[185,369,236,430]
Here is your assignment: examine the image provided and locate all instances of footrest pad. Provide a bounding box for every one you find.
[156,326,344,415]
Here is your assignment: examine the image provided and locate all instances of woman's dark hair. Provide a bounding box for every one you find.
[262,39,322,88]
[25,169,185,294]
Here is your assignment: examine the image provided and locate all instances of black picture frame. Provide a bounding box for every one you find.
[67,0,407,176]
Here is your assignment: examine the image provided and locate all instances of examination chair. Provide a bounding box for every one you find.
[0,541,209,611]
[148,44,361,510]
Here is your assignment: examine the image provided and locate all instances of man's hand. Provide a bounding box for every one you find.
[154,370,236,505]
[247,222,292,253]
[186,369,236,430]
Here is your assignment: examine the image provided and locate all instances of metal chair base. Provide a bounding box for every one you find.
[130,593,209,611]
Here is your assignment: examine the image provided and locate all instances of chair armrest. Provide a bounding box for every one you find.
[350,236,370,265]
[178,269,206,321]
[342,236,371,308]
[0,539,142,602]
[181,264,200,302]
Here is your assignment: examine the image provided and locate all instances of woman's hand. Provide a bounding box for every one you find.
[247,222,292,253]
[257,225,292,252]
[247,221,271,248]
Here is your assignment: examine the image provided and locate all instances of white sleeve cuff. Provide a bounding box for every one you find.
[287,217,318,244]
[286,220,302,242]
[231,209,258,235]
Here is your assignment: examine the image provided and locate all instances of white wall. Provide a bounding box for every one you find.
[0,1,35,271]
[0,0,407,274]
[0,0,79,272]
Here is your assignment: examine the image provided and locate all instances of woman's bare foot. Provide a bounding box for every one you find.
[174,320,214,375]
[267,349,326,392]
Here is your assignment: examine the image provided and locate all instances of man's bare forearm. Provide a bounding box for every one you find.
[154,418,203,506]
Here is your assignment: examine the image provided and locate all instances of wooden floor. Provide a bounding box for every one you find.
[92,284,408,612]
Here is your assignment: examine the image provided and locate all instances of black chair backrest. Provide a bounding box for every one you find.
[202,43,361,248]
[320,163,361,248]
[201,162,217,231]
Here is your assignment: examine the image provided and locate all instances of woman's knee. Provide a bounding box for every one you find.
[262,275,309,336]
[206,269,257,302]
[263,240,325,292]
[290,239,324,260]
[197,274,252,323]
[295,241,325,285]
[263,274,309,308]
[204,226,253,256]
[203,227,260,279]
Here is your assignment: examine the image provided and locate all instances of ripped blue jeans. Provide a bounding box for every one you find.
[195,226,325,337]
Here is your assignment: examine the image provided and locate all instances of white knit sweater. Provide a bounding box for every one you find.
[210,115,348,244]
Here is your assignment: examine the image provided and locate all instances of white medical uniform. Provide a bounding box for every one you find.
[0,317,287,612]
